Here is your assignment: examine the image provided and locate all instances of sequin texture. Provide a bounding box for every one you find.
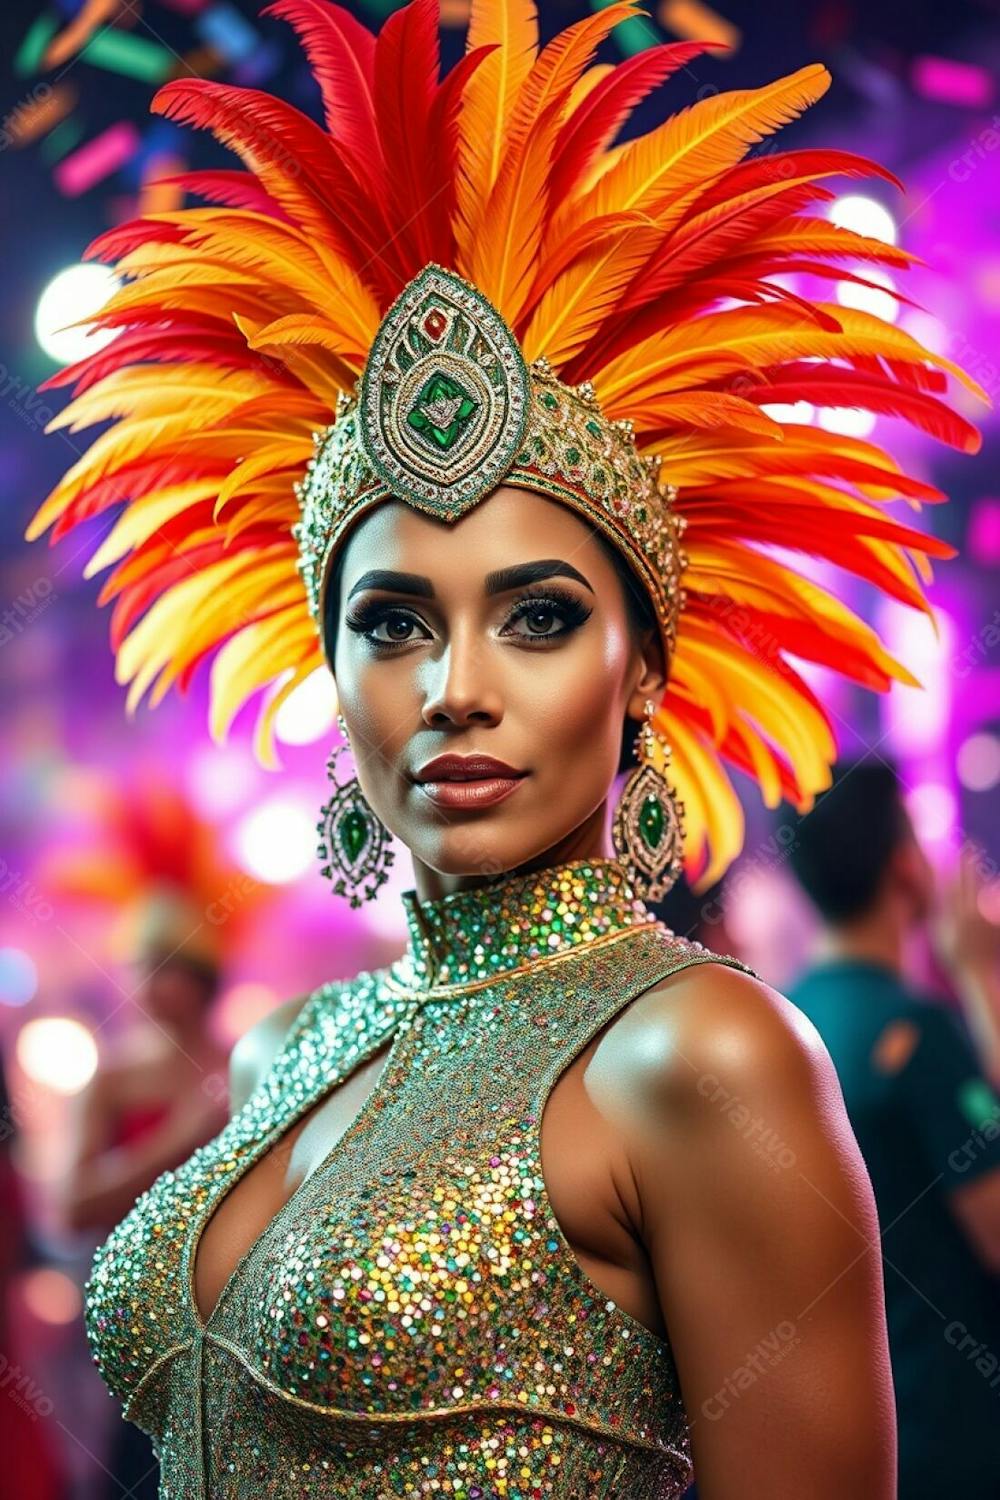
[84,856,757,1496]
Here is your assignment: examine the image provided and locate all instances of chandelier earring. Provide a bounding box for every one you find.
[316,712,395,907]
[612,698,685,902]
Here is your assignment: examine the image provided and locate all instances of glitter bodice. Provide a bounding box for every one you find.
[84,857,757,1498]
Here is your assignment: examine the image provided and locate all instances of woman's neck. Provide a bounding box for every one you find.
[409,801,612,904]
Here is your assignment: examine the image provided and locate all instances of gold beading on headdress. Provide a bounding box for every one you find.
[293,264,684,667]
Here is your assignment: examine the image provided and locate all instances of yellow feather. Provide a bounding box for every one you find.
[251,638,326,771]
[45,364,268,433]
[558,63,830,240]
[83,480,220,577]
[455,0,539,254]
[463,2,641,316]
[521,222,662,364]
[658,708,746,889]
[208,605,316,746]
[141,554,304,706]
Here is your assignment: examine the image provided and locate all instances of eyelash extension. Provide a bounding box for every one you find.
[344,585,592,652]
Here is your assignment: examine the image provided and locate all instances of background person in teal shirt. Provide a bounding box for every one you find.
[787,760,1000,1498]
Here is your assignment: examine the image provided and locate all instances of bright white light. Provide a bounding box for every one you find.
[818,407,877,438]
[828,194,898,245]
[906,782,957,843]
[957,732,1000,793]
[876,598,954,754]
[0,948,38,1007]
[760,401,815,424]
[900,309,948,356]
[16,1017,97,1095]
[233,796,315,884]
[186,742,257,817]
[837,268,900,323]
[35,263,121,364]
[274,669,339,746]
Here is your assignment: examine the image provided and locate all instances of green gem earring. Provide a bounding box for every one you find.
[317,713,395,908]
[612,698,685,902]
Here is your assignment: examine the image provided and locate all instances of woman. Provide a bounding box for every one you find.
[27,1,982,1494]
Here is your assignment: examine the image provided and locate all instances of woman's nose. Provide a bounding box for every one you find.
[420,632,502,727]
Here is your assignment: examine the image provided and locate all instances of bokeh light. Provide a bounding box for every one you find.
[0,947,39,1007]
[15,1016,98,1095]
[34,262,120,363]
[827,193,898,244]
[957,732,1000,793]
[274,668,339,747]
[233,796,315,884]
[19,1267,82,1325]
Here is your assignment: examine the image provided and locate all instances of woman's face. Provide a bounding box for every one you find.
[331,485,664,882]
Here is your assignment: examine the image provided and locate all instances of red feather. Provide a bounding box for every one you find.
[260,0,380,169]
[550,41,725,209]
[373,0,443,274]
[142,169,291,220]
[51,458,230,540]
[151,79,404,298]
[425,43,499,264]
[747,364,981,451]
[84,218,188,265]
[39,317,270,396]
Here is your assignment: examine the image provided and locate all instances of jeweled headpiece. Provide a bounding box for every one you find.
[293,262,684,669]
[24,0,985,886]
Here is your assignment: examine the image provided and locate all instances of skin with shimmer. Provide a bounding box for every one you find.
[203,484,896,1499]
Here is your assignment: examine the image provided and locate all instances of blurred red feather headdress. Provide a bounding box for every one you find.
[24,0,986,886]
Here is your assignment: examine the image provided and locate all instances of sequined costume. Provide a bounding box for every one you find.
[85,857,756,1497]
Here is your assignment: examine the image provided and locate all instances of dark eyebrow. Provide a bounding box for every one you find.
[345,559,594,603]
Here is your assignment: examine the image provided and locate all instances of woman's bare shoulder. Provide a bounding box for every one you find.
[228,992,312,1115]
[618,954,841,1119]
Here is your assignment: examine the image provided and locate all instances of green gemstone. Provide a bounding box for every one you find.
[638,794,664,850]
[406,371,478,451]
[566,447,580,464]
[586,419,601,436]
[337,807,369,864]
[540,392,558,409]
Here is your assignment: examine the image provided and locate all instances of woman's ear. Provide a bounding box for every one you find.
[626,627,667,721]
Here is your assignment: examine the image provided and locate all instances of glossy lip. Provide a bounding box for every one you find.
[415,776,527,810]
[412,753,527,783]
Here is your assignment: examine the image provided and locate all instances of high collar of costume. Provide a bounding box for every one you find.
[396,855,655,992]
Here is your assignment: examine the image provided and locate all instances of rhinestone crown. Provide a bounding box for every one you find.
[292,264,685,666]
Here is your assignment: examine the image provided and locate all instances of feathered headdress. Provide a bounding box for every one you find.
[25,0,985,886]
[35,766,271,969]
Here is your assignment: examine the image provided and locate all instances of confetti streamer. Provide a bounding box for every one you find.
[2,82,77,148]
[43,0,124,70]
[14,14,60,75]
[73,27,175,83]
[194,2,259,65]
[54,119,140,195]
[659,0,741,51]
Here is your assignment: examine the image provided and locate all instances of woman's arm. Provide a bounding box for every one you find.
[60,1065,226,1233]
[626,964,895,1499]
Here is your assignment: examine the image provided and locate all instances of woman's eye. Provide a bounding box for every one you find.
[345,590,590,652]
[503,592,591,643]
[345,608,429,648]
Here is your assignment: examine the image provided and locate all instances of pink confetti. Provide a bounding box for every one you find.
[54,120,140,197]
[912,55,995,109]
